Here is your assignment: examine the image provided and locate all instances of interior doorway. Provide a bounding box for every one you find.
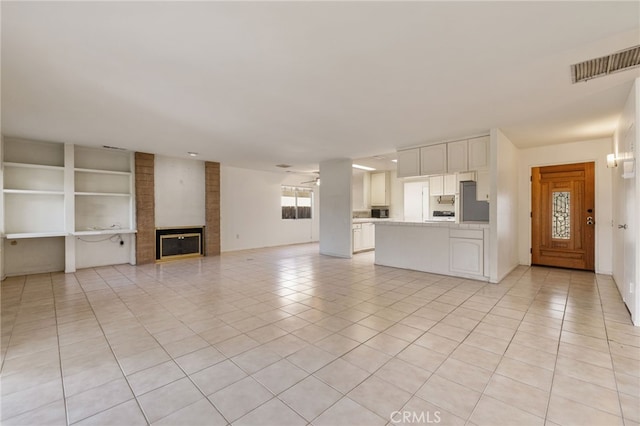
[531,162,595,271]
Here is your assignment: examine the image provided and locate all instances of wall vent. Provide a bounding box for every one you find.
[571,45,640,83]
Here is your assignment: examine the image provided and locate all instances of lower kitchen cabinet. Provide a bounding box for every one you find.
[353,224,363,252]
[353,222,375,253]
[362,222,375,250]
[449,229,484,277]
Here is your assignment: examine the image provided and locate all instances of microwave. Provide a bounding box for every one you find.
[371,208,389,218]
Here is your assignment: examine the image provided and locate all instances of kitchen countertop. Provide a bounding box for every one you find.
[376,220,489,229]
[352,218,392,223]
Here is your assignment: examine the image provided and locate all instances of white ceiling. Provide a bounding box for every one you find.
[2,2,639,172]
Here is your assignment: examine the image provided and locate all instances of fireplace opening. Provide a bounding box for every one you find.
[155,227,205,260]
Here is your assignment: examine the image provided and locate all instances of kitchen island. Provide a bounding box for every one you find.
[375,221,490,281]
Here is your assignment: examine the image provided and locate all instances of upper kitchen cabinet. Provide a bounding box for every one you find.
[352,171,370,211]
[396,148,420,178]
[468,136,490,170]
[429,174,456,196]
[447,140,468,173]
[420,144,447,176]
[370,171,390,206]
[476,169,490,201]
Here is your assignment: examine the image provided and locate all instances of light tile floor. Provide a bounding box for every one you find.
[1,243,639,426]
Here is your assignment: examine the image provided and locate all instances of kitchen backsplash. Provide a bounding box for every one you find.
[352,209,371,218]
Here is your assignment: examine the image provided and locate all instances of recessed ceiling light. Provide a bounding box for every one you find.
[391,159,398,163]
[352,164,376,171]
[188,152,198,157]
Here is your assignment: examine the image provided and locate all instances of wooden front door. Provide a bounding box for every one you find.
[531,162,595,271]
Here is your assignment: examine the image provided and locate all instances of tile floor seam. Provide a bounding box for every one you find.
[51,273,73,426]
[62,277,150,426]
[0,274,27,373]
[597,274,631,424]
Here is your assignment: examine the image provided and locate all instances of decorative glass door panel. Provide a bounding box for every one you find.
[552,191,571,239]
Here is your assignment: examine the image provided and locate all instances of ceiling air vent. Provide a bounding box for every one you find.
[571,45,640,83]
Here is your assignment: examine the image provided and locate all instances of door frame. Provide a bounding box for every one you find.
[528,160,599,270]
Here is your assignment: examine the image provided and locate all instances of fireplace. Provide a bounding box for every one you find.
[155,227,205,260]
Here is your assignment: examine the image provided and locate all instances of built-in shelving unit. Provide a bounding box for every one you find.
[1,138,137,277]
[3,140,66,238]
[74,145,134,235]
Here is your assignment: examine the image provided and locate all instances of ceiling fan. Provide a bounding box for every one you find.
[300,171,320,186]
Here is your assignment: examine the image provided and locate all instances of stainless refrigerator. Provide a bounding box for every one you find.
[460,181,489,222]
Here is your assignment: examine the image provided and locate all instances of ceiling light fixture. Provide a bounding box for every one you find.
[391,159,398,163]
[188,152,198,157]
[352,164,376,171]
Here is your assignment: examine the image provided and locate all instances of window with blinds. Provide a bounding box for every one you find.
[282,186,313,220]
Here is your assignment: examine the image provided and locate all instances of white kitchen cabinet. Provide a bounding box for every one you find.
[476,169,490,201]
[396,148,421,178]
[447,140,468,173]
[352,171,370,211]
[429,175,443,196]
[456,172,476,186]
[429,174,456,196]
[444,174,456,195]
[420,144,447,176]
[353,222,375,252]
[352,224,363,252]
[449,229,484,277]
[362,222,375,250]
[370,172,390,206]
[468,136,490,170]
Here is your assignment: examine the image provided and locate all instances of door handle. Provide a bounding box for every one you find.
[618,224,628,229]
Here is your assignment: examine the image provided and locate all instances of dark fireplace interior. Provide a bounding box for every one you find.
[155,227,205,260]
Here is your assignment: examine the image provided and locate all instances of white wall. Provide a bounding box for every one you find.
[612,79,639,325]
[5,237,65,276]
[220,166,319,252]
[0,136,4,280]
[75,234,134,269]
[319,159,352,258]
[155,155,206,228]
[489,129,520,283]
[517,138,613,275]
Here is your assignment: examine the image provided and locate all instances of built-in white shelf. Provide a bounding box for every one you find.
[4,232,68,239]
[5,162,65,171]
[4,189,65,195]
[75,192,131,197]
[72,229,137,236]
[74,167,131,176]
